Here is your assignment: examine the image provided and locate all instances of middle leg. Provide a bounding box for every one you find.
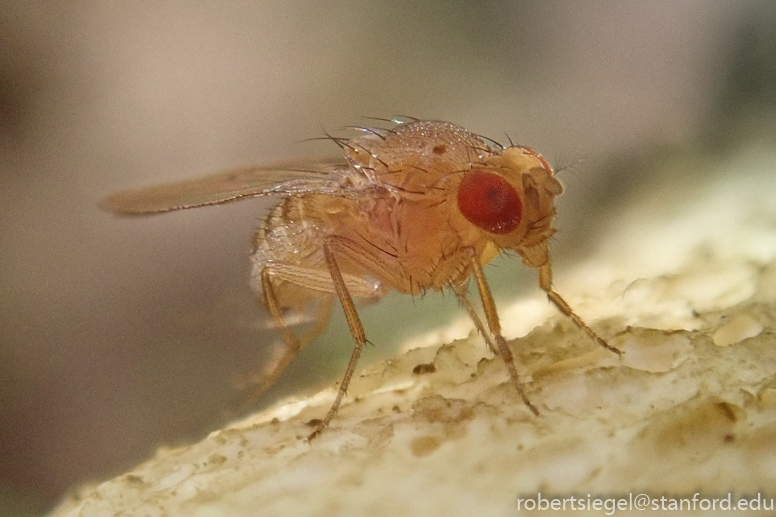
[469,257,539,416]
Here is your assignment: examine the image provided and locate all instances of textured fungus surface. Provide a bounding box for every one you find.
[50,146,776,516]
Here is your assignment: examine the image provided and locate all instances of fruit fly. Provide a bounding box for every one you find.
[101,119,620,440]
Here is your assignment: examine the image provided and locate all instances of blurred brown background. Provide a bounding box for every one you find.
[1,1,774,514]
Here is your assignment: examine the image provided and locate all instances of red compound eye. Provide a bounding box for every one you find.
[457,170,522,234]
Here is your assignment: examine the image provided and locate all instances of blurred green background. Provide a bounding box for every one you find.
[1,1,775,514]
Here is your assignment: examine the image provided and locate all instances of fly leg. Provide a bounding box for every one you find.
[452,283,498,355]
[298,295,334,346]
[539,258,621,356]
[469,257,539,416]
[259,236,423,440]
[247,258,381,408]
[242,272,333,406]
[307,237,369,441]
[306,235,416,440]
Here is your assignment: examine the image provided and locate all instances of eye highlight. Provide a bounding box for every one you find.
[457,170,522,234]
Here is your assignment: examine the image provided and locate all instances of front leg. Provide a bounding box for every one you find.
[539,257,621,356]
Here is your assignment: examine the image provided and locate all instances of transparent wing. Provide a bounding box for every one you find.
[99,159,354,215]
